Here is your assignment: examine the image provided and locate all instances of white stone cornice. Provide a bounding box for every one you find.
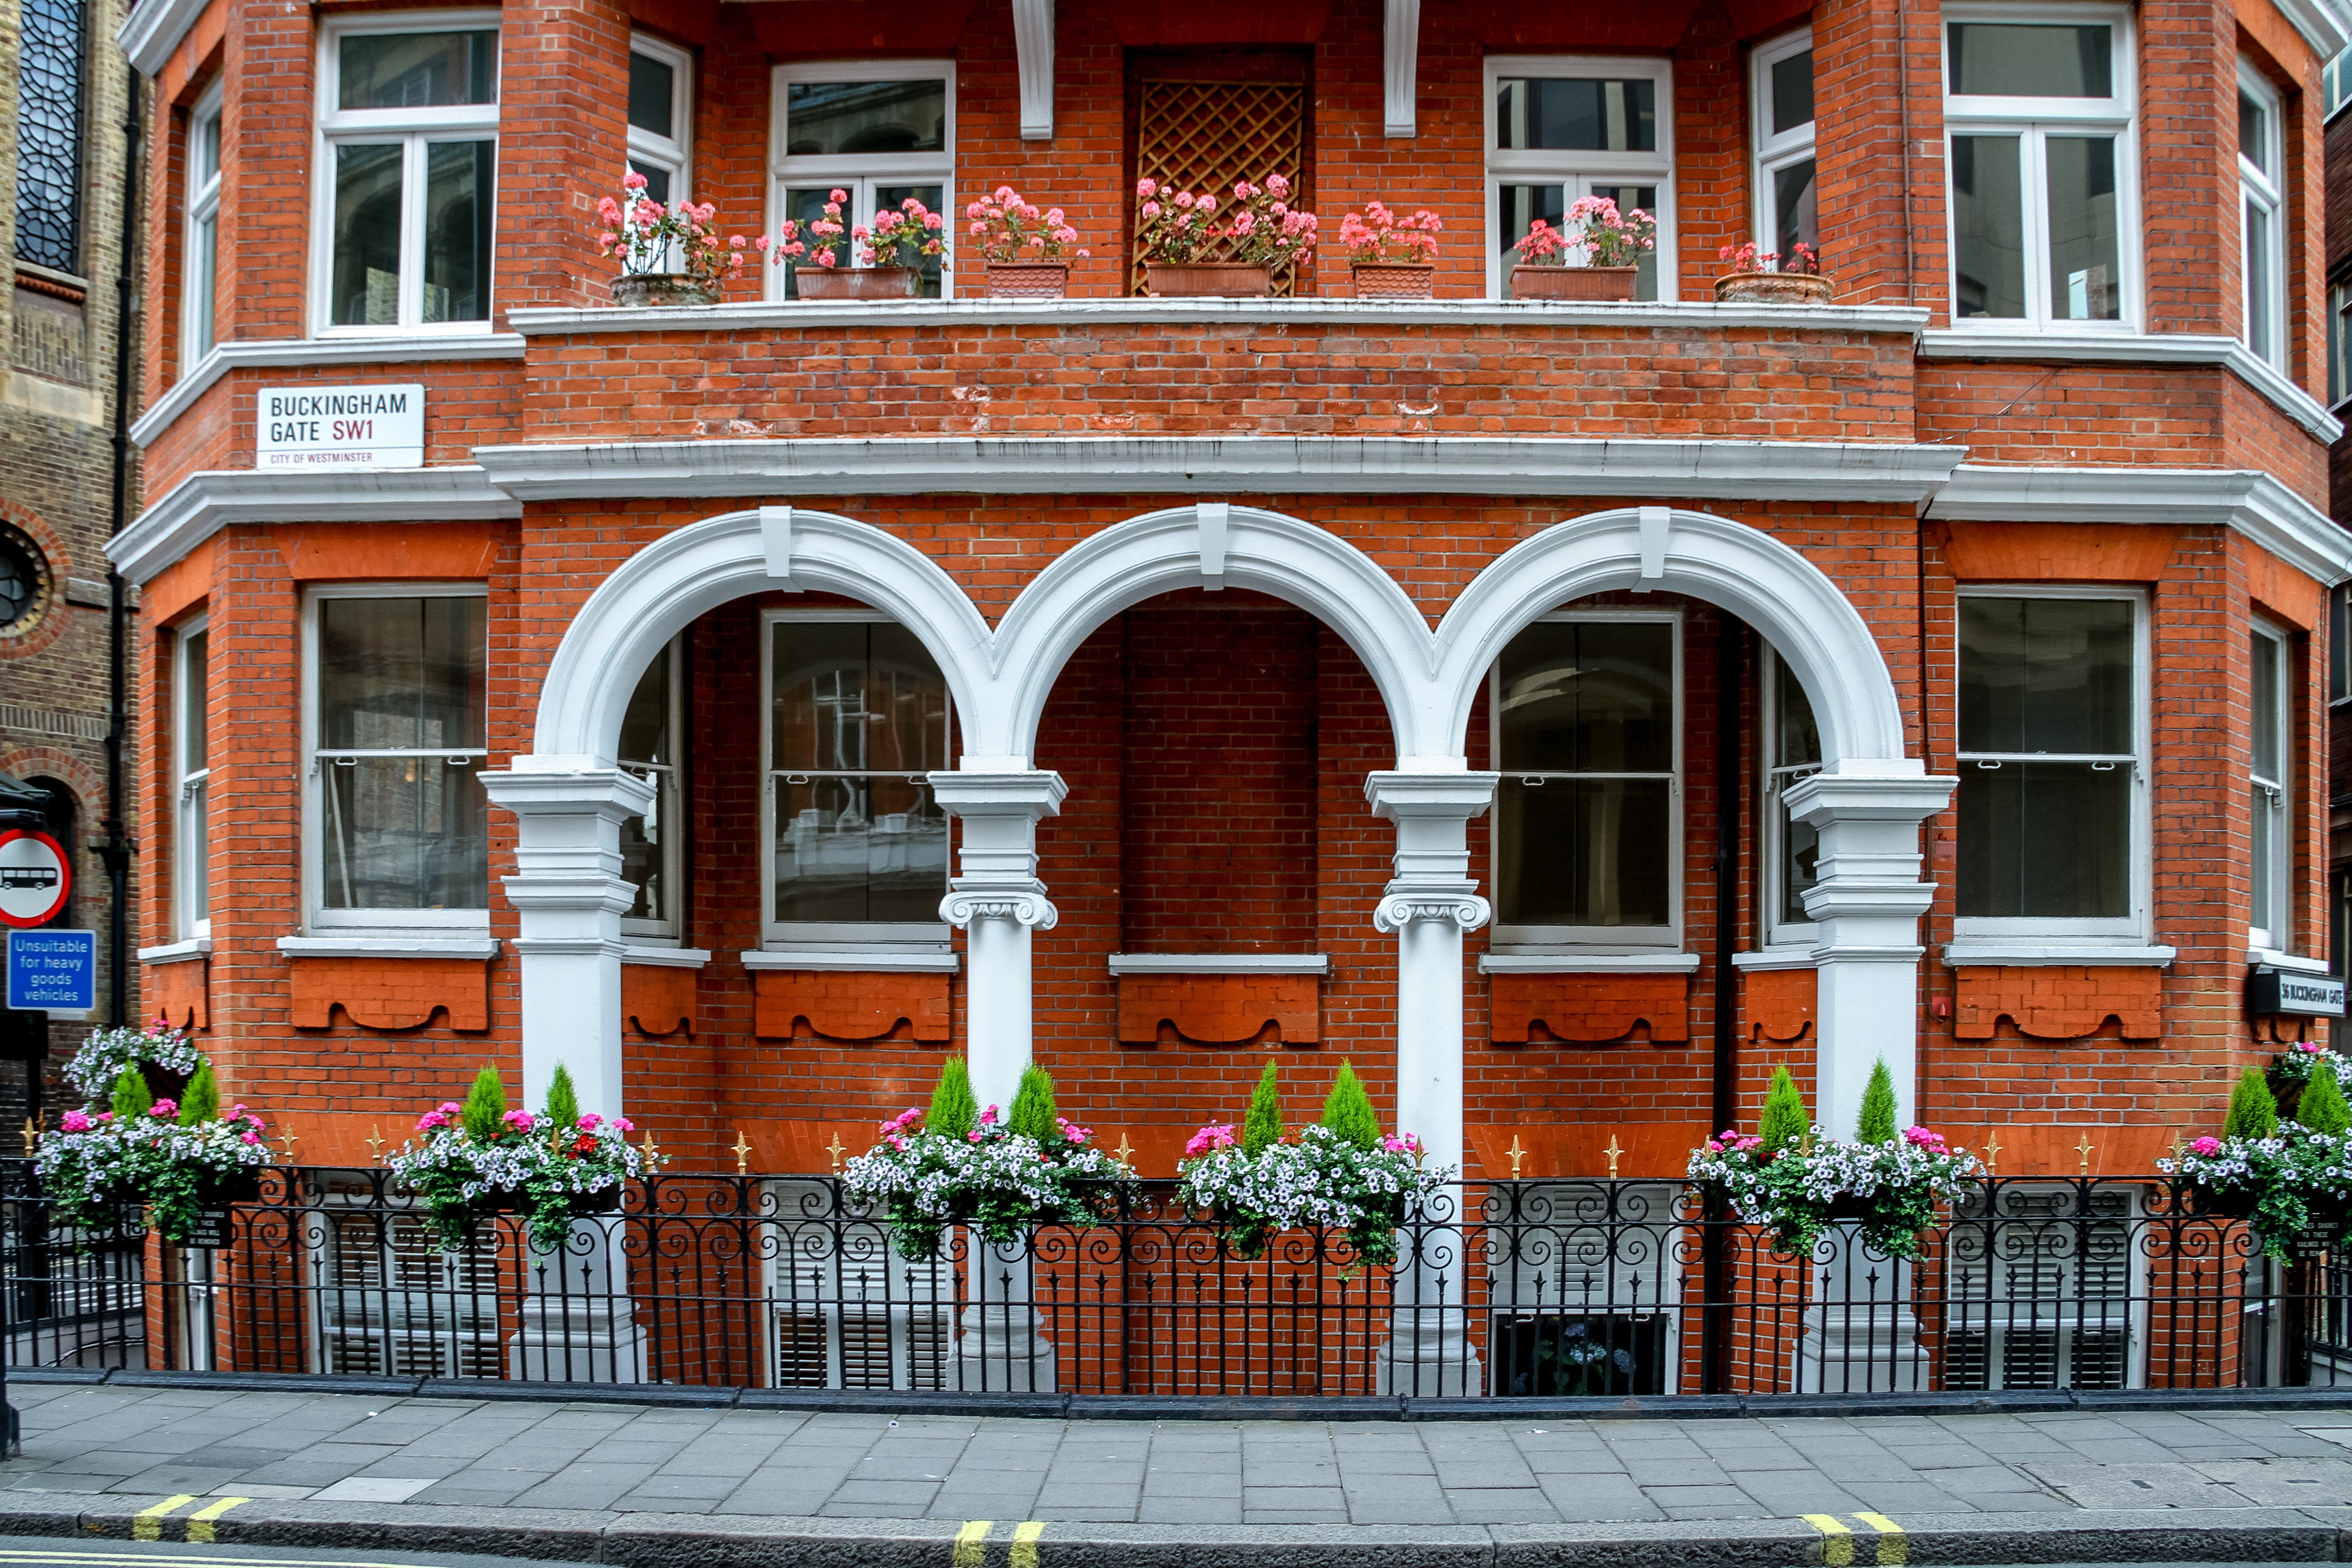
[1942,943,2177,968]
[2270,0,2352,65]
[1108,952,1330,974]
[1928,464,2352,587]
[506,295,1931,337]
[275,935,500,959]
[1919,329,2343,444]
[740,949,959,972]
[1479,953,1701,973]
[130,333,527,450]
[473,436,1968,505]
[107,466,520,586]
[117,0,209,76]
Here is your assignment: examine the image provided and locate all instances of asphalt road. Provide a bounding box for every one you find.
[0,1541,599,1568]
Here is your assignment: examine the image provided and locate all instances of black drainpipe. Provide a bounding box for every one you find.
[100,62,144,1029]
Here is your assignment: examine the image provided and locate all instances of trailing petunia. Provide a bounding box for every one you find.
[388,1063,659,1251]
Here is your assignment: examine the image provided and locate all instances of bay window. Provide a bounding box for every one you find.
[2239,64,2287,369]
[763,612,953,944]
[306,587,489,927]
[768,62,952,300]
[2250,623,2293,951]
[1490,612,1681,948]
[1762,651,1821,946]
[315,18,498,333]
[1487,56,1675,300]
[1955,590,2146,938]
[1751,32,1816,260]
[185,84,222,363]
[619,640,684,940]
[174,618,210,940]
[1944,8,2137,330]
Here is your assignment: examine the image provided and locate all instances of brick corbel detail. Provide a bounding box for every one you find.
[1952,965,2162,1041]
[142,959,209,1031]
[1744,967,1815,1043]
[623,964,695,1039]
[1489,972,1690,1044]
[1116,973,1320,1046]
[289,957,492,1031]
[753,970,951,1043]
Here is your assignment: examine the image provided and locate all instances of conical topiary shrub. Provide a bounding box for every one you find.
[1242,1059,1285,1156]
[1007,1065,1058,1142]
[544,1063,580,1130]
[176,1060,220,1126]
[1856,1059,1899,1145]
[1320,1061,1381,1150]
[2223,1067,2280,1141]
[2297,1064,2352,1137]
[928,1057,979,1139]
[111,1065,152,1122]
[459,1065,507,1142]
[1758,1065,1809,1155]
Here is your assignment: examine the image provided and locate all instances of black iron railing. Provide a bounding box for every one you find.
[0,1161,2334,1397]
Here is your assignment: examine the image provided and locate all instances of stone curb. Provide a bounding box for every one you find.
[0,1489,2345,1567]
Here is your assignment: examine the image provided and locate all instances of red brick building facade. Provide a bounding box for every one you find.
[110,0,2352,1189]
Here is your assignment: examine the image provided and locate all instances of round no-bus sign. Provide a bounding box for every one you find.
[0,829,70,929]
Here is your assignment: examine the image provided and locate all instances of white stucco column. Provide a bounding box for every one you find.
[930,770,1068,1109]
[1366,771,1499,1176]
[1784,769,1957,1139]
[481,764,656,1119]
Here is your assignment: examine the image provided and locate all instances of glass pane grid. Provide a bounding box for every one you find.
[14,0,89,272]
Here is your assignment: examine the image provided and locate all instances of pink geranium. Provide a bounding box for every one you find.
[2191,1136,2223,1156]
[1183,1122,1238,1158]
[967,185,1089,264]
[1338,200,1443,266]
[59,1110,89,1133]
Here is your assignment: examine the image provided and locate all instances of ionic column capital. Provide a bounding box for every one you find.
[1373,886,1492,934]
[941,883,1060,931]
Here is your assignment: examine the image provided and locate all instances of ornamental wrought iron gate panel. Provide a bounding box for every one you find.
[1130,77,1309,297]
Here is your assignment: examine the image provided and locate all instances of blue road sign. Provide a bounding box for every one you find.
[6,927,96,1013]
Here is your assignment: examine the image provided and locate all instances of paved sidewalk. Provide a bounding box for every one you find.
[8,1380,2352,1564]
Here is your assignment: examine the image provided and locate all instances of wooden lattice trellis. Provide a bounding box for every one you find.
[1132,78,1308,296]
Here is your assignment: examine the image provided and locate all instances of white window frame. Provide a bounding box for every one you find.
[1486,607,1684,951]
[174,614,211,941]
[311,11,501,337]
[760,607,954,949]
[1483,54,1678,302]
[627,34,692,211]
[1751,29,1815,256]
[1953,584,2151,944]
[764,59,955,301]
[2250,619,2295,952]
[301,583,491,933]
[2239,61,2288,371]
[1941,3,2141,334]
[1760,646,1819,949]
[2328,279,2352,409]
[183,82,223,365]
[619,637,684,942]
[2331,582,2350,706]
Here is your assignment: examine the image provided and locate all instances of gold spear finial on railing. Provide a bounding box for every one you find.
[20,1117,37,1155]
[365,1126,384,1166]
[1507,1136,1528,1179]
[826,1132,848,1176]
[1605,1135,1624,1181]
[278,1126,299,1162]
[732,1129,753,1176]
[1981,1129,2001,1176]
[640,1127,660,1164]
[2077,1129,2097,1177]
[1114,1133,1137,1171]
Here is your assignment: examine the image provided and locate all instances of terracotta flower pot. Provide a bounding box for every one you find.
[1511,265,1638,301]
[795,265,919,301]
[609,273,718,309]
[1714,271,1836,305]
[1351,263,1435,299]
[986,262,1069,298]
[1143,261,1273,298]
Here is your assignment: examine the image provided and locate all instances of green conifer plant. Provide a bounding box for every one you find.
[1856,1059,1899,1145]
[544,1063,580,1130]
[1758,1064,1809,1154]
[1320,1061,1382,1149]
[110,1066,152,1122]
[1008,1065,1058,1142]
[928,1058,980,1139]
[1242,1059,1285,1156]
[2296,1064,2352,1137]
[2223,1067,2281,1141]
[460,1065,507,1142]
[177,1060,220,1125]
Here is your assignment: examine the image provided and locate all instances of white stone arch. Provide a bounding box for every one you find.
[990,503,1441,763]
[1432,506,1917,773]
[529,507,998,766]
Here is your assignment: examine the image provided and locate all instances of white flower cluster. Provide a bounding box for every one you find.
[1179,1126,1446,1234]
[841,1110,1136,1258]
[63,1020,204,1102]
[1687,1124,1982,1258]
[35,1102,271,1241]
[2163,1130,2352,1259]
[387,1116,653,1205]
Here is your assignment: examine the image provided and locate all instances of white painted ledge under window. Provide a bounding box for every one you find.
[1940,943,2177,968]
[276,935,501,960]
[1479,953,1702,974]
[1106,953,1330,975]
[137,939,212,965]
[130,333,527,451]
[740,949,960,973]
[1730,949,1816,972]
[1919,329,2343,444]
[2249,947,2331,975]
[621,945,712,968]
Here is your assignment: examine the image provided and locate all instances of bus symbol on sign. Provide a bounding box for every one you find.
[0,830,70,929]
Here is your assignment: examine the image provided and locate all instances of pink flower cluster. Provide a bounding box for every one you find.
[1337,201,1442,265]
[2191,1135,2223,1156]
[1717,239,1821,276]
[1380,1132,1424,1157]
[1134,175,1317,269]
[148,1098,177,1119]
[859,196,949,270]
[60,1110,91,1133]
[1901,1125,1947,1151]
[415,1100,463,1133]
[967,186,1089,264]
[1184,1122,1238,1157]
[762,189,850,269]
[594,170,750,292]
[877,1105,924,1152]
[502,1110,536,1133]
[1517,197,1656,270]
[1054,1116,1093,1146]
[1703,1129,1765,1154]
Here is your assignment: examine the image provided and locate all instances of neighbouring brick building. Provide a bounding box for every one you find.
[1,0,139,1124]
[110,0,2352,1241]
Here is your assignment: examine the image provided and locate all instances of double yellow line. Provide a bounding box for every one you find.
[952,1519,1046,1567]
[126,1496,248,1544]
[1803,1511,1906,1566]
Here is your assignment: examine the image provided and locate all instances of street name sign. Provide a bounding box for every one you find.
[257,383,425,469]
[2249,966,2347,1017]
